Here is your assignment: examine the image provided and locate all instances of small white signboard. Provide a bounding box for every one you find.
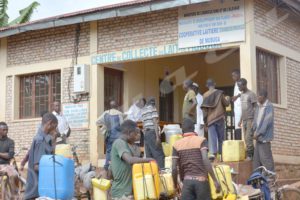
[62,103,89,129]
[178,0,245,48]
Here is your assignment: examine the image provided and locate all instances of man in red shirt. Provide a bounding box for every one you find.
[172,118,220,200]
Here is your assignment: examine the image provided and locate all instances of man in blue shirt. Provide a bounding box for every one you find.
[24,113,58,200]
[252,89,275,172]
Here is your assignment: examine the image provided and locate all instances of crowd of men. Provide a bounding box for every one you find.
[0,69,275,200]
[94,69,275,200]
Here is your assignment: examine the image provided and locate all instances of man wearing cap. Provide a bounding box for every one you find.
[141,97,165,168]
[192,83,205,137]
[201,79,230,161]
[182,80,197,123]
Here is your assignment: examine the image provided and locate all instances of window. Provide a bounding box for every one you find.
[20,71,61,118]
[256,49,281,104]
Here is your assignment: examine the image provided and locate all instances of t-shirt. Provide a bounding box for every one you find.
[182,90,197,122]
[111,139,133,198]
[141,105,159,130]
[0,136,14,164]
[173,133,208,180]
[240,90,257,120]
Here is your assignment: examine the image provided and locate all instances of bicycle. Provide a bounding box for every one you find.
[0,147,28,200]
[248,166,300,200]
[71,141,95,200]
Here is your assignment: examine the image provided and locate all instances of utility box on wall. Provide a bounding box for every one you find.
[73,64,90,93]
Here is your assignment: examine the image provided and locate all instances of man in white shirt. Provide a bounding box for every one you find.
[231,69,242,140]
[192,83,204,137]
[52,101,71,144]
[125,98,146,122]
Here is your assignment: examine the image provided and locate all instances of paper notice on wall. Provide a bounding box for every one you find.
[178,0,245,48]
[62,103,89,129]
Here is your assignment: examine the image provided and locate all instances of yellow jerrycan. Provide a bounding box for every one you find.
[91,178,111,200]
[55,144,72,159]
[168,134,182,155]
[222,140,245,162]
[132,162,160,200]
[160,170,175,198]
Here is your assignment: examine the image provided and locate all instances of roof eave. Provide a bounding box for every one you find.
[0,0,195,38]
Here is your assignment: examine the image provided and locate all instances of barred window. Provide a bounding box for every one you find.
[20,71,61,118]
[256,49,280,104]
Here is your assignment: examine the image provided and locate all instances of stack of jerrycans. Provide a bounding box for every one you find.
[159,169,175,199]
[209,165,237,200]
[132,161,160,200]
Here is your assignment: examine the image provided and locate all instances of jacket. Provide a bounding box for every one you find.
[201,89,230,126]
[252,100,274,143]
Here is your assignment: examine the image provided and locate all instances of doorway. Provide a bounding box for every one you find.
[104,68,124,110]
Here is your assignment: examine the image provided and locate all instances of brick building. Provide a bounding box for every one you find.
[0,0,299,169]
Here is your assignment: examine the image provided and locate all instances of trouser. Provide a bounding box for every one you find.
[104,136,117,170]
[181,180,211,200]
[234,128,242,140]
[243,119,254,157]
[253,142,275,172]
[144,129,165,169]
[208,119,225,155]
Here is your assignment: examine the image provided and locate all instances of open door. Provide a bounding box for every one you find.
[104,68,124,110]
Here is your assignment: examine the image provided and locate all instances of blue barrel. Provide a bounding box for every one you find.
[39,155,75,200]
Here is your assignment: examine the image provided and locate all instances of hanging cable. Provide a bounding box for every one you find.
[67,24,81,103]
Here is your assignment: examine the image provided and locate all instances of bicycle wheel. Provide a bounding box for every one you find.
[1,176,12,200]
[278,186,300,200]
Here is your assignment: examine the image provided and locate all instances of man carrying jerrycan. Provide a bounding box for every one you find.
[172,118,221,200]
[110,120,154,200]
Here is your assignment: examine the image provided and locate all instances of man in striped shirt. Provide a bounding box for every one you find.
[141,97,165,169]
[172,118,220,200]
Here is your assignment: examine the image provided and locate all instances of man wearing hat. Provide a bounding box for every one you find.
[192,82,205,137]
[201,79,230,161]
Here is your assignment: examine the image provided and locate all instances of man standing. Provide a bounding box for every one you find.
[126,98,146,122]
[96,100,124,171]
[252,90,275,172]
[141,97,165,169]
[237,78,257,160]
[52,101,71,144]
[0,122,19,199]
[201,79,230,161]
[231,69,242,140]
[172,118,221,200]
[110,120,154,200]
[24,113,58,200]
[182,80,197,123]
[192,83,205,137]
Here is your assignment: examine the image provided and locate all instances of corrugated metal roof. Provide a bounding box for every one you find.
[0,0,152,31]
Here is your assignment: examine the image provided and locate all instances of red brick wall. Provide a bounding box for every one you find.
[7,23,90,66]
[273,58,300,156]
[97,9,178,53]
[254,1,300,157]
[254,0,300,52]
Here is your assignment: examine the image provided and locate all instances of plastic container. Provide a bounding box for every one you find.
[169,134,182,155]
[222,140,245,162]
[55,144,73,159]
[160,170,175,198]
[132,162,160,200]
[162,124,182,144]
[208,165,236,200]
[164,156,173,170]
[162,142,171,157]
[92,178,111,200]
[39,155,74,200]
